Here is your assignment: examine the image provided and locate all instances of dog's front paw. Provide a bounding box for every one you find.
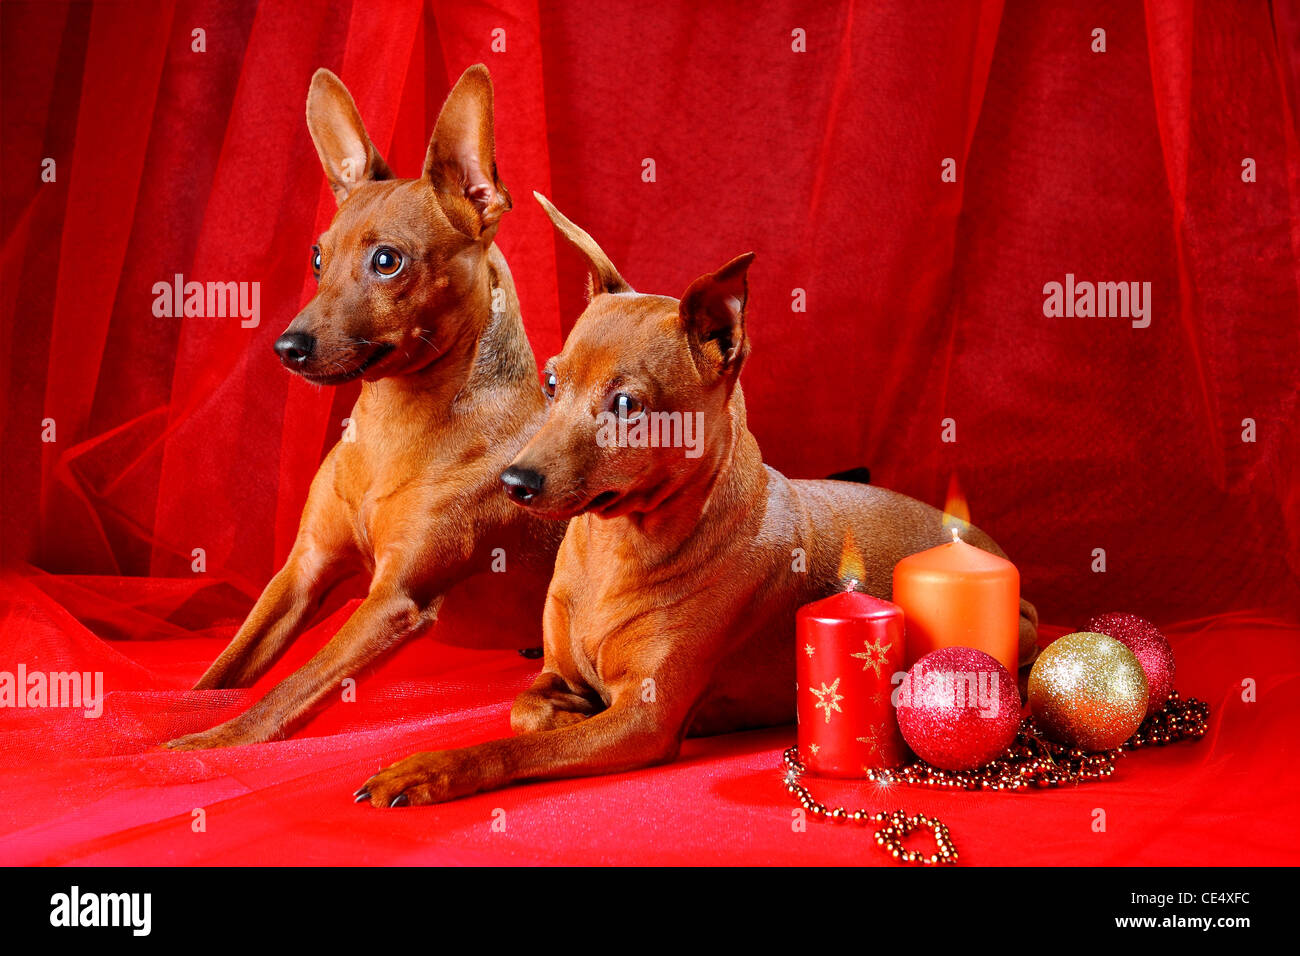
[355,751,480,807]
[162,717,274,751]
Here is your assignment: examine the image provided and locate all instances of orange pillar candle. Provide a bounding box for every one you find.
[893,529,1020,674]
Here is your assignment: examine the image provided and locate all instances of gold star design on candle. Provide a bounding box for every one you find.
[850,636,892,677]
[856,722,898,764]
[804,643,815,657]
[809,743,820,755]
[810,678,844,723]
[856,724,887,749]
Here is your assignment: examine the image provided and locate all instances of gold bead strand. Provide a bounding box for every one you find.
[782,692,1207,864]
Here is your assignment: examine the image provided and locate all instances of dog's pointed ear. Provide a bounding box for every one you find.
[680,253,755,377]
[306,69,393,205]
[424,65,511,241]
[534,192,632,297]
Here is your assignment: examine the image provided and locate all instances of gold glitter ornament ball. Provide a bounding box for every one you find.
[1028,632,1148,751]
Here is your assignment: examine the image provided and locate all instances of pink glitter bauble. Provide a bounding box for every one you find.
[896,647,1022,771]
[1084,612,1176,716]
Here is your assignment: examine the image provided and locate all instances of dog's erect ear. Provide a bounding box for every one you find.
[306,69,393,205]
[680,253,755,377]
[424,65,511,241]
[534,192,631,297]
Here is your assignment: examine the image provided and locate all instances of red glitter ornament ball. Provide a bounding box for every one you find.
[896,647,1022,771]
[1084,612,1175,716]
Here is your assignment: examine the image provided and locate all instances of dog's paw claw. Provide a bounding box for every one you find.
[353,790,371,803]
[356,751,474,806]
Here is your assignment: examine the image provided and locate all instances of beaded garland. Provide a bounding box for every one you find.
[782,691,1209,865]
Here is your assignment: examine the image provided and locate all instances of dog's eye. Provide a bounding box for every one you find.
[611,393,644,420]
[311,246,322,278]
[372,247,403,277]
[542,370,557,398]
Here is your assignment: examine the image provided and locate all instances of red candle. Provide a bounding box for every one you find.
[893,529,1020,674]
[796,588,907,776]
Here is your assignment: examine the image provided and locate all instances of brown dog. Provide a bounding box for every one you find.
[164,66,562,749]
[353,196,1037,805]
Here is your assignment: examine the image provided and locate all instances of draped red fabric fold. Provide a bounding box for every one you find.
[2,0,1297,864]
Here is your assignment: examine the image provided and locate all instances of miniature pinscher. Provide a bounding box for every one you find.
[165,66,562,749]
[353,195,1037,804]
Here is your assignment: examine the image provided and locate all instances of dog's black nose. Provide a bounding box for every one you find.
[274,331,316,365]
[501,466,544,503]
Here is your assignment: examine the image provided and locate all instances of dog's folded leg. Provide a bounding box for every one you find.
[1018,597,1040,668]
[164,584,440,750]
[509,670,601,734]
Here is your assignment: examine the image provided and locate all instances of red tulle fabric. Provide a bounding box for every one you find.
[2,0,1298,864]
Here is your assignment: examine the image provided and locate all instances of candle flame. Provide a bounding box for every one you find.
[942,472,971,537]
[838,531,865,589]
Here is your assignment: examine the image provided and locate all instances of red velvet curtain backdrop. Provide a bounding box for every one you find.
[3,0,1299,634]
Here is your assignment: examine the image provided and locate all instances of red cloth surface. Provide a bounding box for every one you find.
[2,0,1299,865]
[1,570,1297,865]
